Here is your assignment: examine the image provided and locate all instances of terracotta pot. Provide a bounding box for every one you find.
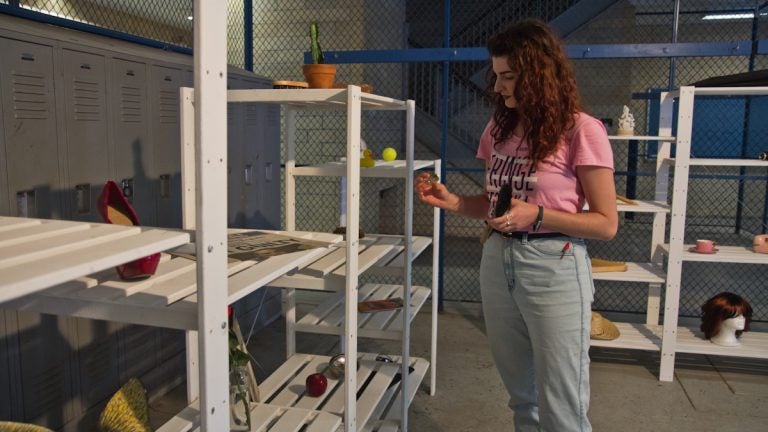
[302,64,337,89]
[754,234,768,254]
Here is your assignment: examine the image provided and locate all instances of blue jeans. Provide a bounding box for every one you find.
[479,231,594,432]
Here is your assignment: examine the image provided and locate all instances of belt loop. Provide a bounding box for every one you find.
[521,232,529,244]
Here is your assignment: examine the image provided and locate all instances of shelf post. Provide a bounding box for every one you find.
[194,0,230,429]
[659,86,695,382]
[344,85,362,432]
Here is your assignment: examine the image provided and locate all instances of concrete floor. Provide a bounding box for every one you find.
[150,298,768,431]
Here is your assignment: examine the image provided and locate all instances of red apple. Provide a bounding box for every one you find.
[305,373,327,397]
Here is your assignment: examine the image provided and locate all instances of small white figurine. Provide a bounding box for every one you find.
[617,105,635,136]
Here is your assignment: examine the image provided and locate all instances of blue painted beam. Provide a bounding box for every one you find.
[306,40,767,65]
[0,5,192,55]
[567,41,757,58]
[304,47,489,64]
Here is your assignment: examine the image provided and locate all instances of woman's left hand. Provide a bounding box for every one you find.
[487,198,538,233]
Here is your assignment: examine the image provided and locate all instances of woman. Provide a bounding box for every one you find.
[417,19,617,431]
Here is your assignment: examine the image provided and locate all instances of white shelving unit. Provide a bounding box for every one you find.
[207,86,440,431]
[594,86,768,381]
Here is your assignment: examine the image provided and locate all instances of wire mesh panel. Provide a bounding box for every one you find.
[2,0,767,321]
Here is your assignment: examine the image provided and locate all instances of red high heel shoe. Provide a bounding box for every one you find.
[97,180,160,280]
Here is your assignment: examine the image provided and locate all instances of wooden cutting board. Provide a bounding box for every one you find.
[591,257,628,273]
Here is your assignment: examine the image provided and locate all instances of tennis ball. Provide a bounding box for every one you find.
[382,147,397,161]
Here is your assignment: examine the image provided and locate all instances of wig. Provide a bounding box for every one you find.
[700,292,753,340]
[486,19,583,166]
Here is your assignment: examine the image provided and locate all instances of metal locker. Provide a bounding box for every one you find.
[149,64,184,228]
[227,75,247,227]
[258,89,282,229]
[14,311,77,429]
[0,311,13,420]
[117,324,159,383]
[0,37,62,219]
[109,58,156,226]
[60,48,109,222]
[73,317,121,411]
[0,73,7,216]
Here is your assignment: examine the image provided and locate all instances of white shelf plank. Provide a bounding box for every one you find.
[675,327,768,359]
[0,217,190,304]
[661,244,768,264]
[608,135,676,142]
[1,230,342,330]
[295,284,431,340]
[689,158,768,167]
[584,199,669,214]
[156,400,343,432]
[269,235,425,291]
[293,160,434,178]
[250,352,428,432]
[227,88,408,111]
[592,262,665,283]
[589,322,662,351]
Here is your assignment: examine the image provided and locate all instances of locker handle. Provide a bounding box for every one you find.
[126,70,135,76]
[265,162,273,182]
[16,190,36,217]
[21,53,35,62]
[75,184,91,214]
[80,64,91,70]
[164,75,173,82]
[121,178,134,202]
[159,174,171,199]
[244,164,253,186]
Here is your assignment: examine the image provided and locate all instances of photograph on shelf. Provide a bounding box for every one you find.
[171,231,334,263]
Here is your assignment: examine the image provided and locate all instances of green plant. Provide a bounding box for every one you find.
[229,328,252,429]
[309,22,324,64]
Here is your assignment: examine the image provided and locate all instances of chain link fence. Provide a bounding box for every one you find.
[6,0,767,322]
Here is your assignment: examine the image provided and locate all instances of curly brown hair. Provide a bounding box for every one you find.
[487,19,583,165]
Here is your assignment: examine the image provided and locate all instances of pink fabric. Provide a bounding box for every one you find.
[476,113,613,229]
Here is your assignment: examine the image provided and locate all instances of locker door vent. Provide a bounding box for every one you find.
[158,90,178,124]
[72,78,103,122]
[120,85,144,124]
[11,71,49,120]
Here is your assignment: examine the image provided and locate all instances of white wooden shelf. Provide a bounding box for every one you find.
[589,322,661,351]
[608,135,676,142]
[674,327,768,359]
[0,216,190,304]
[2,229,341,330]
[591,323,768,360]
[664,157,768,167]
[592,262,665,284]
[661,244,768,264]
[158,353,429,432]
[293,160,435,178]
[296,283,431,340]
[228,88,408,111]
[269,234,432,291]
[585,199,669,214]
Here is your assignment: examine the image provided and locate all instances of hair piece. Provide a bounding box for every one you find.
[486,19,583,166]
[700,292,753,339]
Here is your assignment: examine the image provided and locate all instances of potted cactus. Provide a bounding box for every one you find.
[302,22,337,88]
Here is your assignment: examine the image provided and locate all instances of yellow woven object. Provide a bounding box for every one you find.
[98,378,152,432]
[0,422,53,432]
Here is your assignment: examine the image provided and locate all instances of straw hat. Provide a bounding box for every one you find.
[591,312,620,340]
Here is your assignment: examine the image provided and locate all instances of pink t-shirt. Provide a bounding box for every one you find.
[476,113,613,230]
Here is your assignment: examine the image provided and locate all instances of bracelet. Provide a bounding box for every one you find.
[533,205,544,232]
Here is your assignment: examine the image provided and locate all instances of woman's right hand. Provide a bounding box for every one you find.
[415,172,458,211]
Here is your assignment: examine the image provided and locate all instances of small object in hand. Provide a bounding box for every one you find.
[382,147,397,161]
[423,172,440,184]
[305,373,328,397]
[494,184,512,217]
